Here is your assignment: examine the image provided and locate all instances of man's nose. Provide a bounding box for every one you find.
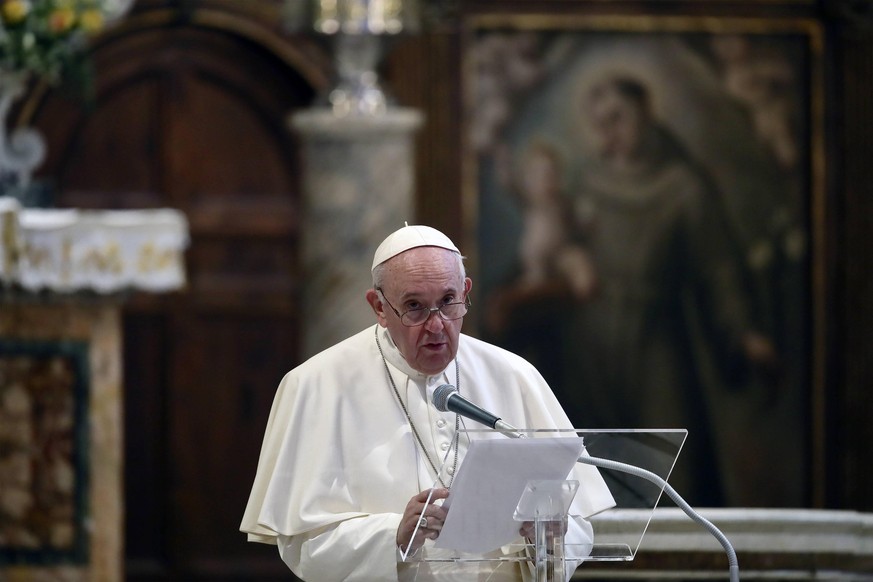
[423,309,446,332]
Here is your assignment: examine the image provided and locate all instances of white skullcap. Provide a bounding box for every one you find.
[371,224,460,271]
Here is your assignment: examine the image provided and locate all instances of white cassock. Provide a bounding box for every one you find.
[240,325,615,581]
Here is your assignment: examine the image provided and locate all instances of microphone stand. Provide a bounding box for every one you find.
[575,454,740,582]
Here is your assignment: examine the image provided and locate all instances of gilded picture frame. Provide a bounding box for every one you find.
[461,13,826,508]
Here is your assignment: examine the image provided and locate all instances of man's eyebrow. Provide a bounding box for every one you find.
[399,287,459,302]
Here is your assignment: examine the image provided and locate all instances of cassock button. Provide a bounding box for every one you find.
[440,442,449,451]
[436,419,446,428]
[447,466,455,475]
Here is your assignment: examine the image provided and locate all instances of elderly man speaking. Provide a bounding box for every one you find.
[240,225,614,581]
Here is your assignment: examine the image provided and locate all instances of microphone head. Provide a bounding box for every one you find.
[432,384,457,412]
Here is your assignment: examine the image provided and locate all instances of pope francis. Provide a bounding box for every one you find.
[240,225,614,581]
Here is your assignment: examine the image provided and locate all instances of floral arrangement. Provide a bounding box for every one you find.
[0,0,118,83]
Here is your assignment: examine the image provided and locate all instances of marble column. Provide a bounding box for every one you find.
[291,108,423,357]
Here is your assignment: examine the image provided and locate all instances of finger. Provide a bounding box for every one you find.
[404,490,447,522]
[414,487,449,503]
[418,504,448,523]
[519,521,534,539]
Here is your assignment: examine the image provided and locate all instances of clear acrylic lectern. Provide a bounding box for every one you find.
[402,429,687,581]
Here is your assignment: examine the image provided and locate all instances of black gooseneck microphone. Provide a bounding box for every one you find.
[432,384,525,438]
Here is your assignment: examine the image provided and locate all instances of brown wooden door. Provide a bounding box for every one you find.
[23,4,324,579]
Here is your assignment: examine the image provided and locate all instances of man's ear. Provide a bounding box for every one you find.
[366,289,389,327]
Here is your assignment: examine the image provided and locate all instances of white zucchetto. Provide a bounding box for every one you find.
[371,224,461,271]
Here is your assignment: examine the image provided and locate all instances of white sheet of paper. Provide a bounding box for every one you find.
[434,437,585,554]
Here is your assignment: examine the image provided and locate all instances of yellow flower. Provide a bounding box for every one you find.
[79,8,104,33]
[47,7,76,33]
[79,8,104,34]
[1,0,31,24]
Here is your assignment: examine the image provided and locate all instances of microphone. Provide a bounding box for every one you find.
[432,384,524,438]
[433,387,739,582]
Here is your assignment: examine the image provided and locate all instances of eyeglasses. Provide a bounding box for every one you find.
[376,288,471,327]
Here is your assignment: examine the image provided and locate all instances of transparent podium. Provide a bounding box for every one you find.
[402,429,688,581]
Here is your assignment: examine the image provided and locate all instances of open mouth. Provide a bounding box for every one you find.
[421,339,446,350]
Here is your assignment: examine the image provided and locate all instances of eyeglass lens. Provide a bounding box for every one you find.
[403,303,467,325]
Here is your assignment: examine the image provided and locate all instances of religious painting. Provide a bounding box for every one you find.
[462,14,825,508]
[0,341,90,565]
